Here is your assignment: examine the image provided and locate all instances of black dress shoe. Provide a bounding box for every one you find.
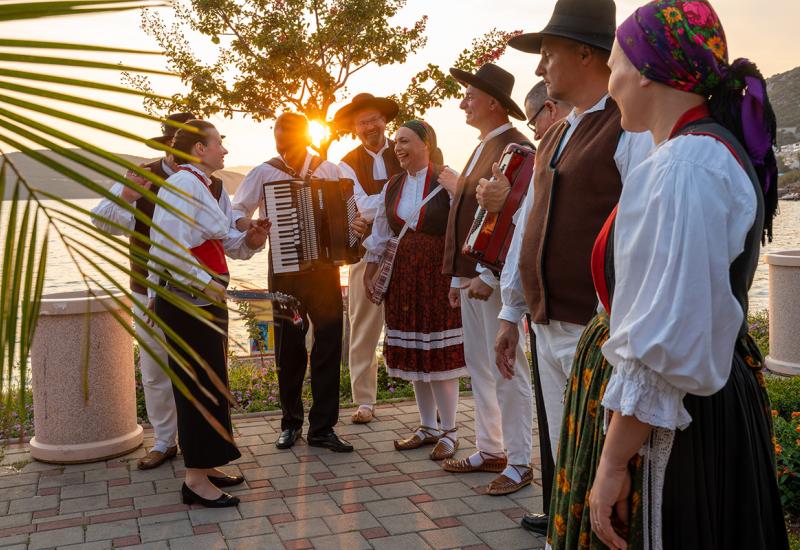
[181,483,240,508]
[208,474,245,487]
[276,427,302,449]
[520,513,549,536]
[307,431,354,453]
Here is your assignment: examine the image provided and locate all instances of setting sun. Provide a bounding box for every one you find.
[308,119,330,147]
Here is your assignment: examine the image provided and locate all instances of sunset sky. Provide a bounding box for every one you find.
[2,0,799,170]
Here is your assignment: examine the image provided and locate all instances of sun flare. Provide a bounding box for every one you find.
[308,120,330,147]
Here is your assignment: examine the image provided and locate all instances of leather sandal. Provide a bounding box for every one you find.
[486,465,533,495]
[442,450,507,473]
[137,445,177,470]
[429,428,458,461]
[351,406,374,424]
[394,426,439,451]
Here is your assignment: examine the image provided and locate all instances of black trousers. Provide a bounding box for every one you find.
[155,296,241,469]
[271,268,343,437]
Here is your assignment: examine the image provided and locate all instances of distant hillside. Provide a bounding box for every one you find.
[3,149,244,200]
[768,66,800,146]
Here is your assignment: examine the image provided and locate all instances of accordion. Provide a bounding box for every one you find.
[262,178,360,275]
[462,143,536,272]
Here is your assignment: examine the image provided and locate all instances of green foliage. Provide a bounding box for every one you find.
[768,375,800,421]
[0,386,33,441]
[774,411,800,518]
[748,309,770,357]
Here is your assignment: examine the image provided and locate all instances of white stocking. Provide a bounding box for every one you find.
[412,380,439,438]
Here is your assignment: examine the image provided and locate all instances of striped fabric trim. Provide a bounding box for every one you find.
[385,328,464,350]
[386,366,469,382]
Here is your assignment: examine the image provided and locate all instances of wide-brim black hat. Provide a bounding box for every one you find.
[449,64,525,121]
[148,112,197,149]
[333,93,399,129]
[509,0,616,54]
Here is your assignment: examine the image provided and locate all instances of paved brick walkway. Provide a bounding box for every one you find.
[0,397,547,549]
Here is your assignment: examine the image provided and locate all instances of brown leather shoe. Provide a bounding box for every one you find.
[137,446,177,470]
[394,426,439,451]
[442,453,507,473]
[486,466,533,495]
[351,407,374,424]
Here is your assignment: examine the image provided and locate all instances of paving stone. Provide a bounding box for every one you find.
[462,494,517,512]
[0,484,36,500]
[8,494,59,514]
[38,472,84,489]
[420,526,482,549]
[287,495,341,519]
[240,466,286,481]
[153,478,183,493]
[58,541,111,549]
[378,511,437,535]
[282,461,330,476]
[0,472,39,489]
[395,459,446,474]
[132,491,181,509]
[226,533,284,549]
[59,494,109,514]
[457,511,519,533]
[316,452,363,466]
[328,461,376,477]
[85,468,130,483]
[364,497,420,518]
[187,505,242,525]
[61,481,108,499]
[423,481,476,500]
[167,533,228,550]
[219,517,274,539]
[137,511,188,525]
[370,532,433,550]
[85,518,139,542]
[253,451,299,467]
[480,528,547,549]
[129,467,175,484]
[311,531,372,550]
[109,481,154,500]
[372,480,425,499]
[416,497,474,519]
[0,535,28,548]
[114,542,169,550]
[0,513,31,530]
[270,474,318,491]
[327,486,383,505]
[274,517,331,541]
[321,511,380,534]
[29,525,84,549]
[140,519,194,542]
[237,498,290,519]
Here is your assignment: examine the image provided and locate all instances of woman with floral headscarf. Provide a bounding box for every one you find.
[356,120,466,461]
[546,1,788,549]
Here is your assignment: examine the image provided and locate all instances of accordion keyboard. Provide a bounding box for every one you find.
[264,182,317,274]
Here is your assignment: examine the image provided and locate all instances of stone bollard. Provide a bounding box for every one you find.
[765,250,800,377]
[29,290,143,463]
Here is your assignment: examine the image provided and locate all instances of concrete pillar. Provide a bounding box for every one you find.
[765,250,800,377]
[29,290,143,463]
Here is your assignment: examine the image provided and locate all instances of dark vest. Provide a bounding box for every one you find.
[443,126,531,278]
[341,140,402,196]
[384,165,450,237]
[519,99,623,325]
[130,160,223,294]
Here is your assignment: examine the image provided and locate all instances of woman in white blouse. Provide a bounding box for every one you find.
[148,120,269,508]
[546,2,789,549]
[358,120,467,461]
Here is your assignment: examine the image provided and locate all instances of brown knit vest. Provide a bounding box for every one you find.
[442,126,531,278]
[129,160,223,294]
[519,99,623,325]
[340,140,403,196]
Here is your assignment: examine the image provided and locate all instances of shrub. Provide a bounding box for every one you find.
[0,387,34,441]
[768,375,800,421]
[748,309,770,357]
[774,411,800,518]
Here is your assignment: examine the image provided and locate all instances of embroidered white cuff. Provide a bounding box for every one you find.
[601,359,692,430]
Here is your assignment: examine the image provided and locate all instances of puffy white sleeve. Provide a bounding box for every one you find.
[601,136,757,430]
[231,164,269,223]
[339,161,383,222]
[90,183,135,235]
[362,184,391,262]
[217,192,262,260]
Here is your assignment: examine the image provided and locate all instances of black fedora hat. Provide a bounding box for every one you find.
[509,0,616,54]
[148,112,197,149]
[449,63,525,121]
[333,93,399,129]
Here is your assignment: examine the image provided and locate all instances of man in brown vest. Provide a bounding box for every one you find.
[90,112,198,469]
[439,63,535,496]
[486,0,653,534]
[333,94,402,424]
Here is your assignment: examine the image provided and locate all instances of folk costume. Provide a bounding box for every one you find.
[335,93,403,417]
[148,163,262,469]
[364,120,467,460]
[90,112,198,465]
[231,154,345,441]
[440,63,536,492]
[546,2,788,549]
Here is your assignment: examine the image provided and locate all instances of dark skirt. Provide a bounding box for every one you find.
[155,296,241,469]
[383,231,467,382]
[547,313,789,550]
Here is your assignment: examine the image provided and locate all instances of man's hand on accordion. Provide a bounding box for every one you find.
[350,214,370,238]
[476,162,511,213]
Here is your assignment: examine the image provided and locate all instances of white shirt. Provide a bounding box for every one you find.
[498,95,654,323]
[451,122,516,290]
[231,153,341,222]
[146,165,260,298]
[363,166,431,262]
[338,138,390,222]
[600,134,757,430]
[90,159,175,235]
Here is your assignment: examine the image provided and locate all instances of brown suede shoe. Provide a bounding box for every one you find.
[137,446,177,470]
[351,407,374,424]
[486,467,533,495]
[442,454,507,473]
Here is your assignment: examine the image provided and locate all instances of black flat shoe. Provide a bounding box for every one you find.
[208,474,245,487]
[276,427,302,449]
[520,513,548,536]
[181,483,240,508]
[307,431,353,453]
